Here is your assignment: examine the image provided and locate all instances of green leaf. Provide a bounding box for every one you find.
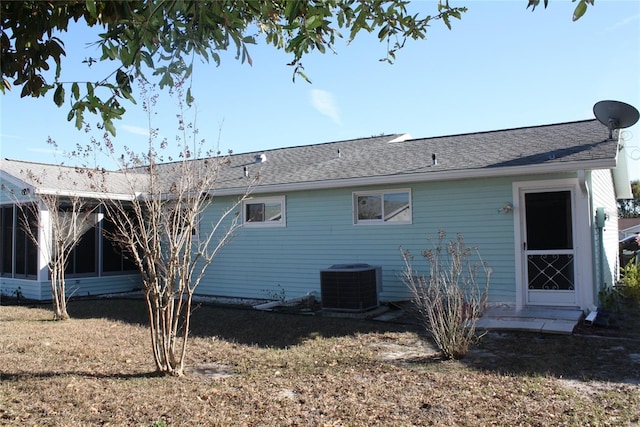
[140,51,154,68]
[67,109,75,122]
[305,15,320,30]
[71,82,79,100]
[53,84,65,107]
[442,14,451,30]
[75,108,84,130]
[186,87,194,107]
[337,10,345,28]
[121,88,136,104]
[285,1,301,22]
[378,25,389,41]
[101,43,116,60]
[116,69,128,88]
[86,0,97,18]
[572,0,587,21]
[158,72,174,88]
[295,69,311,84]
[21,84,30,97]
[104,119,116,136]
[184,63,193,79]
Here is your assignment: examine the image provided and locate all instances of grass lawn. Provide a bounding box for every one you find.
[1,298,639,426]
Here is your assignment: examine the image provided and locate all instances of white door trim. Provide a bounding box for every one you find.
[513,178,593,311]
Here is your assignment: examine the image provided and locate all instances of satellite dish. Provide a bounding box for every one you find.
[593,100,639,139]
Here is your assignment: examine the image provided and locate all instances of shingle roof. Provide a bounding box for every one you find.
[186,119,618,194]
[2,119,618,196]
[0,158,140,197]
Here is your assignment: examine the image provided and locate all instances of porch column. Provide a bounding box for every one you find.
[37,205,51,283]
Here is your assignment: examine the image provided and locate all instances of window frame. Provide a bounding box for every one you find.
[242,196,286,228]
[353,189,412,225]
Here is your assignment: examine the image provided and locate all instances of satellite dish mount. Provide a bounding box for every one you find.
[593,100,639,140]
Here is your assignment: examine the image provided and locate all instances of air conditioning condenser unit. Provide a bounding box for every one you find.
[320,264,382,312]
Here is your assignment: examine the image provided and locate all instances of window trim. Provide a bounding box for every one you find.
[242,196,286,228]
[353,189,412,225]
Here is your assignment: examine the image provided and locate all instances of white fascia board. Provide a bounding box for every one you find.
[35,188,138,201]
[208,158,617,197]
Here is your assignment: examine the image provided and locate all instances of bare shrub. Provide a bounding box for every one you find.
[401,231,491,359]
[86,81,254,376]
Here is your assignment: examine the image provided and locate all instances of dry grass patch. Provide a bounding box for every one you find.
[1,299,639,426]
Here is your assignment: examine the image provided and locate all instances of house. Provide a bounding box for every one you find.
[0,119,632,313]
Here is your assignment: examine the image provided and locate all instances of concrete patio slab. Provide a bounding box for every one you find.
[476,306,583,335]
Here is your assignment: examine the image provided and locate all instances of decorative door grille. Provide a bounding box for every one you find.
[527,254,575,290]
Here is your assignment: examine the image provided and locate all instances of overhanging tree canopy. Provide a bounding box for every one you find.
[1,0,467,135]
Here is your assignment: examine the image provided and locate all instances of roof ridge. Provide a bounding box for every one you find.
[233,133,403,155]
[3,157,83,169]
[149,133,405,168]
[406,119,599,142]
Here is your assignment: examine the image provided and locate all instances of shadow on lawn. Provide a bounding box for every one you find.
[461,329,640,385]
[0,370,162,383]
[66,297,417,349]
[25,297,640,384]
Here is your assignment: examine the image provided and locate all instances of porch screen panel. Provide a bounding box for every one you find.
[73,226,97,274]
[0,207,13,275]
[13,208,37,278]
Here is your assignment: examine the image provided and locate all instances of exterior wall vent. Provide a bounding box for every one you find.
[320,264,382,312]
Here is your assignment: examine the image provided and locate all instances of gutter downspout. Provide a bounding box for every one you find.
[595,207,608,298]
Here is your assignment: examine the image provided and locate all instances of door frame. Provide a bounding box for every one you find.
[513,178,594,311]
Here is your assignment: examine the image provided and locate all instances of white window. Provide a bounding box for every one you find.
[242,196,286,227]
[354,189,411,225]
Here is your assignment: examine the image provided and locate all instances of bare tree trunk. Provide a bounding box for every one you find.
[91,80,252,376]
[52,262,70,320]
[145,289,164,372]
[51,243,70,320]
[176,290,194,376]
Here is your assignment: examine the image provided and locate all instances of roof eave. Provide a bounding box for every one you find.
[209,158,618,196]
[35,188,138,201]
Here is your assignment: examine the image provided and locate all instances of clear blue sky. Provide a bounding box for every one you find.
[1,1,639,181]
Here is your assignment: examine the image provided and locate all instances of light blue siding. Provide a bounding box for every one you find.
[3,170,603,307]
[590,169,618,299]
[65,275,142,298]
[199,177,520,304]
[0,277,43,300]
[1,274,141,302]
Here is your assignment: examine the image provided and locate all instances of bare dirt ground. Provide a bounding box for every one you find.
[1,298,639,426]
